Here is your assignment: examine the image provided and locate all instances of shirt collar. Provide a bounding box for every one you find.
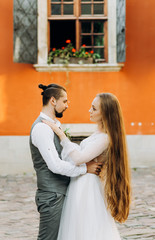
[40,112,61,127]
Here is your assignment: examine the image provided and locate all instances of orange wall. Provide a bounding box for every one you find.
[0,0,155,135]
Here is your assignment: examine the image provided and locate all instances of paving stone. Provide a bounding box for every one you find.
[0,168,155,239]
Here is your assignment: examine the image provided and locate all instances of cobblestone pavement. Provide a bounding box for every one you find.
[0,168,155,240]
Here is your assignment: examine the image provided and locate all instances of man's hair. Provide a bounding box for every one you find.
[38,84,66,106]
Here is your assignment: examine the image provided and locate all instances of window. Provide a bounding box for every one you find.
[48,0,108,62]
[13,0,126,71]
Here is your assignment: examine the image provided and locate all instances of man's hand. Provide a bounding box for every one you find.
[86,160,103,175]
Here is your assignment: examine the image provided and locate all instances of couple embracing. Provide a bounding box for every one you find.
[30,83,131,240]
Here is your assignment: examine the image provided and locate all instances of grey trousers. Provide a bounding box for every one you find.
[35,190,65,240]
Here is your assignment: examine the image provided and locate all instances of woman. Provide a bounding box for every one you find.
[43,93,131,240]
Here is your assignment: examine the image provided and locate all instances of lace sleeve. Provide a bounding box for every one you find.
[61,140,81,163]
[61,133,109,165]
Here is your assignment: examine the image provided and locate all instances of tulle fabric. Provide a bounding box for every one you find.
[57,173,121,240]
[57,132,121,240]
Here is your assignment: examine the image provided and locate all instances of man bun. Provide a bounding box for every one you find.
[38,84,48,91]
[38,84,49,95]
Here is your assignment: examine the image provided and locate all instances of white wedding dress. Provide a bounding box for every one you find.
[57,132,121,240]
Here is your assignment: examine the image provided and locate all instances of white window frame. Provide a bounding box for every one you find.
[34,0,124,72]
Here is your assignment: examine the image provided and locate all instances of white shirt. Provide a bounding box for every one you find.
[31,112,87,177]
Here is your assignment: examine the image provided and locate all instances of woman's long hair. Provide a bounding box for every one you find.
[98,93,131,223]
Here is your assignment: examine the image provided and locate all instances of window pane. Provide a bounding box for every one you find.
[94,48,104,58]
[51,0,61,2]
[94,36,104,46]
[81,4,91,15]
[50,20,75,49]
[82,22,91,33]
[85,48,92,52]
[64,0,73,2]
[51,4,61,15]
[94,0,103,1]
[64,4,73,14]
[82,36,92,46]
[81,0,91,1]
[94,4,104,14]
[94,22,103,33]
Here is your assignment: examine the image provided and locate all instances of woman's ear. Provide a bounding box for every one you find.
[49,96,56,106]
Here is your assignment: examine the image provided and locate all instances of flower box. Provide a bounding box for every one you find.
[53,57,93,64]
[48,40,100,65]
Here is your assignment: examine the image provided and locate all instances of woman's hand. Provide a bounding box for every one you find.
[42,120,67,141]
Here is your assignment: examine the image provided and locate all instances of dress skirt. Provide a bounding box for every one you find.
[57,173,121,240]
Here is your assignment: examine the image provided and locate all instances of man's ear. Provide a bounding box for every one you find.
[49,96,56,106]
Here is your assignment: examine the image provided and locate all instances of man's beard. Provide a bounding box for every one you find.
[54,108,63,118]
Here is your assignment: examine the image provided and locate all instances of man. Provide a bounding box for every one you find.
[29,83,102,240]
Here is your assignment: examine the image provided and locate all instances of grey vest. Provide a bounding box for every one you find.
[29,116,70,195]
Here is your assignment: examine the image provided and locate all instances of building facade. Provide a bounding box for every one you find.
[0,0,155,173]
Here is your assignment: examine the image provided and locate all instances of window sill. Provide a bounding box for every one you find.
[34,63,124,72]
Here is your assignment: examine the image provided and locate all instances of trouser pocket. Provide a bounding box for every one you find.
[35,191,57,213]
